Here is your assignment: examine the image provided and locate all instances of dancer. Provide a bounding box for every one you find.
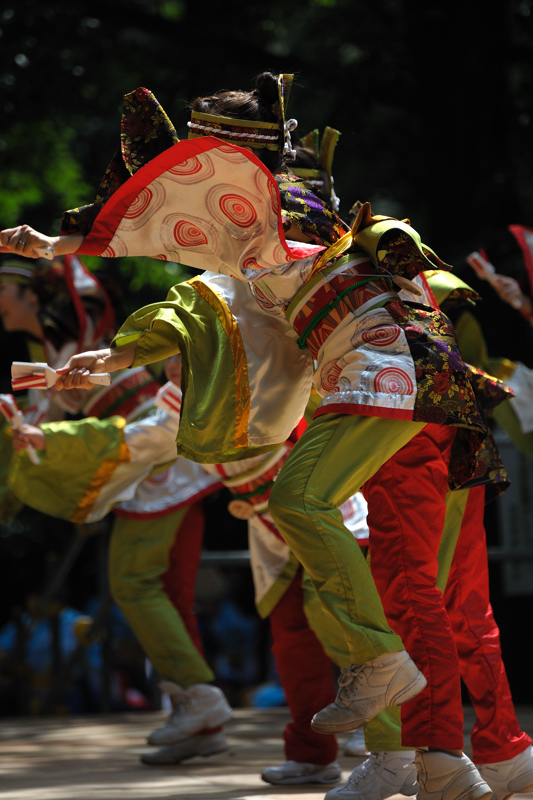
[326,271,533,800]
[1,71,494,800]
[456,242,533,459]
[0,256,114,421]
[8,352,232,754]
[11,329,358,782]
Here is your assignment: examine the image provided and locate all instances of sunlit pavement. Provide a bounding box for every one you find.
[1,707,532,800]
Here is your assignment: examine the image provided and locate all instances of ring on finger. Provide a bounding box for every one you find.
[19,239,26,246]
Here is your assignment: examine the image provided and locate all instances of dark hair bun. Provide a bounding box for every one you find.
[254,72,279,105]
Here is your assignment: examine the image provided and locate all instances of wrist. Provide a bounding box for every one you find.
[108,346,136,371]
[51,233,84,256]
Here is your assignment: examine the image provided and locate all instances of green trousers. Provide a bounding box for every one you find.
[269,412,425,665]
[290,429,471,753]
[302,569,406,751]
[108,507,214,688]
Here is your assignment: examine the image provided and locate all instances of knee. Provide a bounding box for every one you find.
[108,569,145,607]
[269,474,304,529]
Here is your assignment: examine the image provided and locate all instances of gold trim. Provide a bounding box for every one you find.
[188,111,280,150]
[190,111,280,131]
[188,277,251,448]
[72,421,130,524]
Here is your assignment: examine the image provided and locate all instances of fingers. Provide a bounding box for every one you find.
[0,225,48,258]
[55,367,94,391]
[12,429,30,451]
[12,426,46,451]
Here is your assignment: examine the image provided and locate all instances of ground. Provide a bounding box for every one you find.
[2,707,533,800]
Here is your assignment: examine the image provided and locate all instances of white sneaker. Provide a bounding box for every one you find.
[311,651,427,734]
[261,760,342,786]
[345,728,370,757]
[477,745,533,800]
[415,750,492,800]
[141,731,228,764]
[325,751,417,800]
[147,682,232,745]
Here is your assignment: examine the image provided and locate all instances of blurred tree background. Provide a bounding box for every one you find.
[1,0,533,289]
[2,0,533,709]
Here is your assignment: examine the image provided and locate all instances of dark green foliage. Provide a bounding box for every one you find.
[1,0,533,299]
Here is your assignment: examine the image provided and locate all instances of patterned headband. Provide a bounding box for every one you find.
[188,73,298,157]
[0,264,35,283]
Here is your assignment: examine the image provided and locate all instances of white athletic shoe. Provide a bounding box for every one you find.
[325,751,417,800]
[477,745,533,800]
[345,728,370,757]
[141,730,228,764]
[261,760,342,786]
[415,750,492,800]
[311,651,427,734]
[147,681,232,746]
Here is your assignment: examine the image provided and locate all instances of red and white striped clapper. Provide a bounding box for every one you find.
[0,393,40,464]
[155,382,182,420]
[11,361,111,392]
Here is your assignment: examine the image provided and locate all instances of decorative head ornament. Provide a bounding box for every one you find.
[0,260,38,285]
[291,127,341,211]
[0,256,114,350]
[188,73,298,157]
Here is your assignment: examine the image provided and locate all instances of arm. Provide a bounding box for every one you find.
[54,346,137,391]
[491,274,533,318]
[0,225,84,259]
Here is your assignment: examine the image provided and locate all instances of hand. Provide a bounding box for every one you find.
[55,346,136,391]
[0,226,84,258]
[12,424,46,452]
[0,225,57,259]
[491,274,524,309]
[55,350,111,391]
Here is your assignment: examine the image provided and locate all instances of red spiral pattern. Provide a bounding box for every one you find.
[174,220,208,247]
[169,157,203,176]
[242,256,263,272]
[339,498,355,521]
[321,361,343,393]
[374,367,414,395]
[361,324,402,347]
[166,155,215,184]
[124,187,153,219]
[216,145,249,161]
[219,193,257,227]
[268,180,280,216]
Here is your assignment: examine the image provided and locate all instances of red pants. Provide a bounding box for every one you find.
[445,485,531,763]
[269,569,338,764]
[364,423,464,750]
[160,501,206,658]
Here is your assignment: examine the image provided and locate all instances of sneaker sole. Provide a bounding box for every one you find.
[311,717,369,734]
[141,744,228,765]
[262,772,342,786]
[416,782,492,800]
[147,708,233,745]
[312,668,428,735]
[456,785,493,800]
[205,707,233,729]
[498,779,533,800]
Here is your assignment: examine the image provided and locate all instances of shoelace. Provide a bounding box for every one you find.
[338,663,367,690]
[348,753,414,787]
[349,752,386,785]
[169,688,193,719]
